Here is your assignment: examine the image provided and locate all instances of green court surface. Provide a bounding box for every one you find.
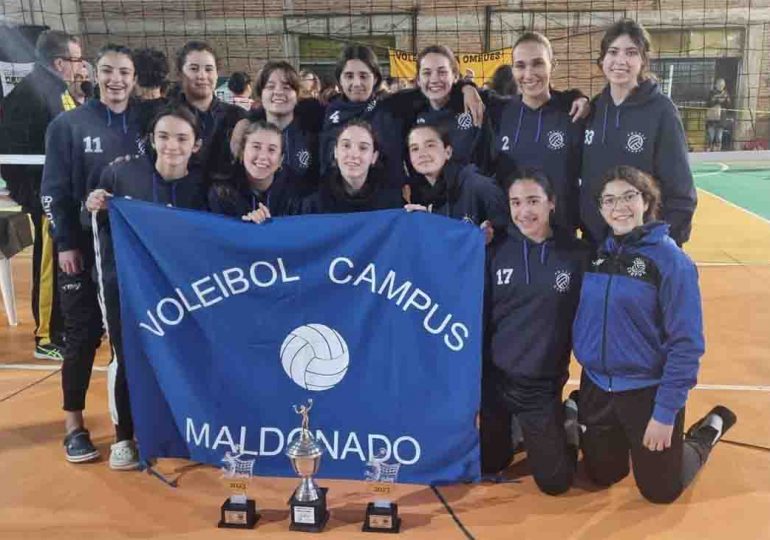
[692,160,770,220]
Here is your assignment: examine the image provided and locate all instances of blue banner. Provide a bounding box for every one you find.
[110,199,484,484]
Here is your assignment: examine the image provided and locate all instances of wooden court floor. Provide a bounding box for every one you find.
[1,189,769,539]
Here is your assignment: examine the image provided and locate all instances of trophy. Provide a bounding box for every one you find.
[286,399,329,532]
[218,445,260,528]
[362,448,401,533]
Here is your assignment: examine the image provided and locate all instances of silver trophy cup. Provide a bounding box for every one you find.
[286,399,329,532]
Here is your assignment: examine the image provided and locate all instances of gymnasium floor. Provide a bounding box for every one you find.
[1,162,769,539]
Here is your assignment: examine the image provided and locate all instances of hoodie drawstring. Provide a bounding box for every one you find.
[540,241,548,265]
[522,239,531,285]
[513,105,525,147]
[105,108,128,134]
[534,108,543,143]
[615,108,621,129]
[601,103,609,145]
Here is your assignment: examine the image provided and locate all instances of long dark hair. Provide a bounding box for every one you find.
[598,19,653,82]
[334,45,383,93]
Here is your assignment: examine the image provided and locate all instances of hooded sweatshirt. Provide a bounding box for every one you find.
[41,98,144,251]
[485,224,590,382]
[93,153,207,284]
[572,222,704,425]
[580,80,696,245]
[491,95,583,234]
[319,92,412,187]
[299,168,403,214]
[207,164,300,218]
[247,108,320,197]
[410,162,509,229]
[174,93,245,181]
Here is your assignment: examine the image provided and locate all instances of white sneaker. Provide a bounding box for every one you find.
[109,440,140,471]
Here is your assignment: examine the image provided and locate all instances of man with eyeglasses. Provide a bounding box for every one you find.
[0,30,83,362]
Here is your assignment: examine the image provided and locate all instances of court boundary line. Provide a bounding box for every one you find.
[696,187,770,226]
[0,368,60,403]
[693,162,729,178]
[431,485,476,540]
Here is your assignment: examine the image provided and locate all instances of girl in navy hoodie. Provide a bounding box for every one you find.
[490,32,583,235]
[481,169,590,494]
[233,62,321,197]
[209,120,300,222]
[300,119,403,214]
[42,44,145,467]
[85,105,206,471]
[405,122,508,238]
[580,19,696,246]
[572,165,736,503]
[320,44,484,187]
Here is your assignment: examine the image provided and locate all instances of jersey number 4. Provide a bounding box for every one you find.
[496,268,513,285]
[83,136,103,153]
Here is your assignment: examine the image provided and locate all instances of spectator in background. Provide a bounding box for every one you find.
[705,78,730,152]
[228,71,254,110]
[0,29,84,362]
[69,61,94,105]
[300,69,321,100]
[490,64,516,96]
[384,76,401,94]
[133,47,169,101]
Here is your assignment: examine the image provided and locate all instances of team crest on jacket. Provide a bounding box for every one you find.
[553,270,572,293]
[297,149,311,169]
[626,132,646,153]
[547,130,566,151]
[457,112,473,130]
[592,257,605,267]
[366,99,378,113]
[628,257,647,277]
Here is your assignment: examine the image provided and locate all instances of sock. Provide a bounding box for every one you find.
[704,413,724,443]
[564,398,580,448]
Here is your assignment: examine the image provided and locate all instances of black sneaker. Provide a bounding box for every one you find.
[34,343,64,362]
[686,405,737,447]
[564,390,581,448]
[63,428,100,463]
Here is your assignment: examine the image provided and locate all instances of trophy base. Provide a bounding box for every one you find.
[289,486,329,533]
[218,498,260,529]
[362,501,401,533]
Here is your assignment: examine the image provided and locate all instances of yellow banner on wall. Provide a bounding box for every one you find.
[388,48,512,84]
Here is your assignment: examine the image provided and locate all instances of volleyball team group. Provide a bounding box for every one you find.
[8,17,739,504]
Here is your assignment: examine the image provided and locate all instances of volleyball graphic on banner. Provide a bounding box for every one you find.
[280,324,350,391]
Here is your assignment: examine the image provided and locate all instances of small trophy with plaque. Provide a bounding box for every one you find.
[286,399,330,532]
[218,445,260,529]
[362,448,402,533]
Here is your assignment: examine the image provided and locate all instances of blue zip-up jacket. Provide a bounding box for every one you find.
[490,95,583,234]
[207,164,301,218]
[486,224,590,381]
[572,222,705,425]
[41,98,144,251]
[319,91,414,187]
[409,162,508,229]
[247,108,319,197]
[580,80,696,245]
